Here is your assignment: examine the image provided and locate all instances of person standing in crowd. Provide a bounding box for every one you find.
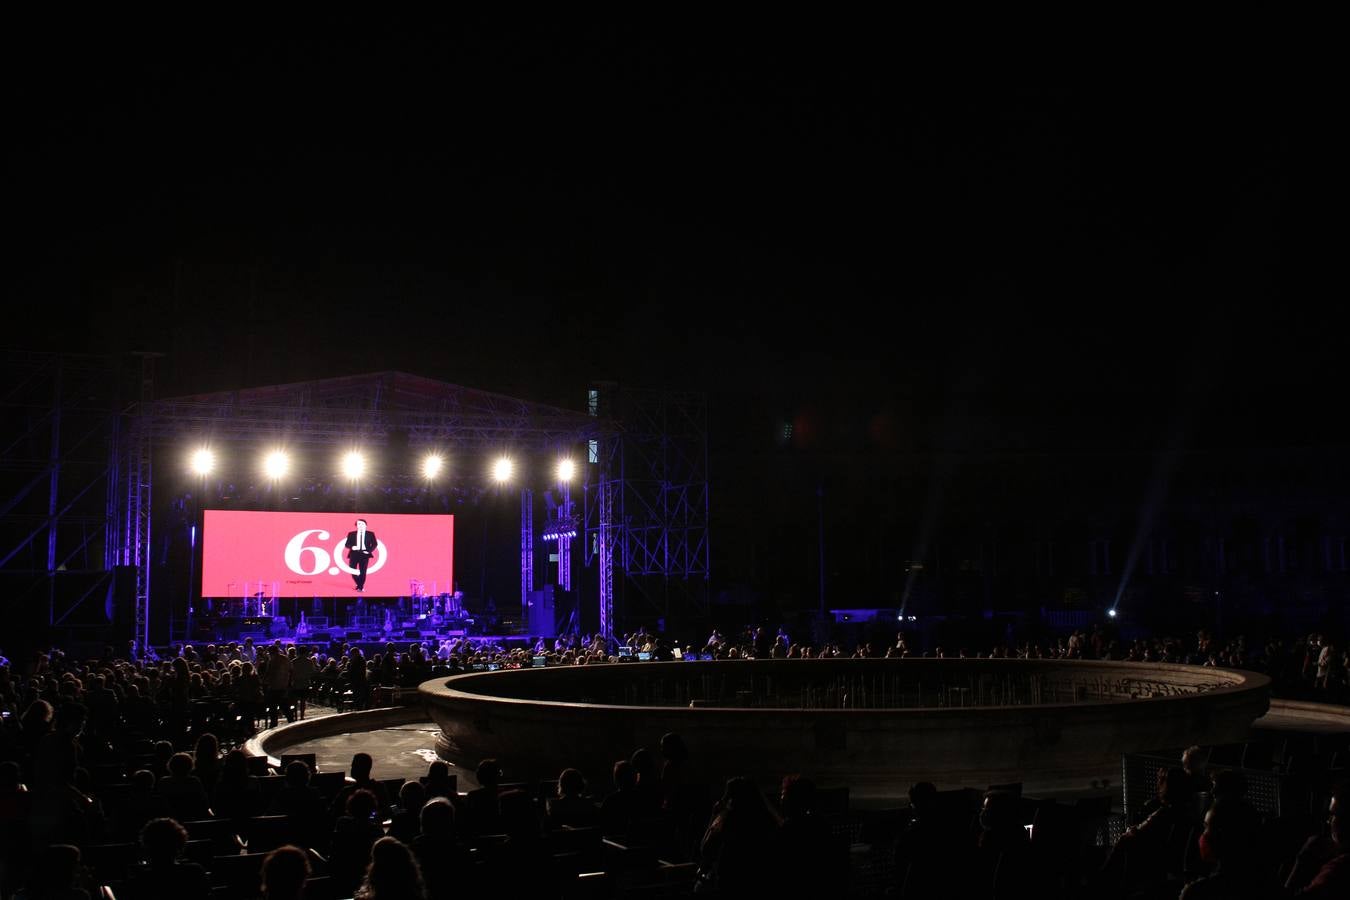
[289,645,316,720]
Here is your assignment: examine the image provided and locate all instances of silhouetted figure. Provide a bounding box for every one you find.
[600,760,640,838]
[696,777,779,894]
[772,775,845,899]
[499,790,553,888]
[213,750,261,822]
[331,789,383,896]
[973,789,1032,899]
[630,748,661,816]
[547,768,597,829]
[421,761,456,804]
[330,753,389,820]
[659,732,689,810]
[411,798,470,900]
[156,753,210,822]
[191,733,221,792]
[259,845,310,900]
[1178,798,1270,899]
[1285,783,1348,897]
[16,842,88,900]
[894,781,951,895]
[389,780,426,844]
[269,761,325,849]
[120,769,170,840]
[1100,766,1197,894]
[355,836,425,900]
[126,817,209,900]
[463,759,501,836]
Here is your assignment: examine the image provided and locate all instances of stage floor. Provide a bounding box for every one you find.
[277,721,461,784]
[258,698,1348,802]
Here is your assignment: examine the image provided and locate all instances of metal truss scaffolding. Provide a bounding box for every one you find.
[520,488,534,619]
[585,387,711,637]
[0,351,128,640]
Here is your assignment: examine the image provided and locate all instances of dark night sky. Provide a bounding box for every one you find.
[7,23,1346,592]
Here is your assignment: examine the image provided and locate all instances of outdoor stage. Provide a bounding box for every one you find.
[187,592,480,646]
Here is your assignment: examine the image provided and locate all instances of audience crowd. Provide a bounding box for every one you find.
[0,623,1345,898]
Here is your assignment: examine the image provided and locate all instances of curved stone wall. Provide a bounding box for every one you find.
[420,659,1271,793]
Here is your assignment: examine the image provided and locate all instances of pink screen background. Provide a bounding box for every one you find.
[201,510,454,598]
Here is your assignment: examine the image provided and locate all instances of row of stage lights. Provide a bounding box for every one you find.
[188,448,577,484]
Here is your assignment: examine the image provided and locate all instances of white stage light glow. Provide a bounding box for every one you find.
[190,448,215,476]
[263,450,289,479]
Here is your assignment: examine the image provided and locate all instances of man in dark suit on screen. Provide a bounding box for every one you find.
[344,518,378,592]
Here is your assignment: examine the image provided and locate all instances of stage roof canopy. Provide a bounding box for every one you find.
[146,371,609,450]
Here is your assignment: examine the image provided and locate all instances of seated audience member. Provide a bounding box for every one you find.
[331,789,383,895]
[658,732,689,810]
[150,741,174,780]
[1100,766,1198,889]
[463,759,502,836]
[498,789,553,885]
[355,836,426,900]
[1208,769,1261,833]
[600,760,639,838]
[126,817,209,900]
[260,845,310,900]
[389,780,426,844]
[893,781,952,896]
[421,761,456,804]
[972,789,1032,897]
[330,753,390,820]
[546,768,598,829]
[1178,798,1270,899]
[121,769,170,839]
[191,733,221,792]
[213,750,262,822]
[696,777,779,895]
[1182,745,1211,795]
[269,761,326,846]
[0,761,32,895]
[156,752,211,822]
[773,775,845,897]
[630,748,661,815]
[411,798,469,899]
[15,842,88,900]
[1285,783,1348,898]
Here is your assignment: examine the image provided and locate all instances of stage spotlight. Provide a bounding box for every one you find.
[263,450,289,479]
[1107,608,1118,618]
[556,458,575,482]
[190,448,215,476]
[493,457,514,482]
[422,454,444,479]
[342,451,365,480]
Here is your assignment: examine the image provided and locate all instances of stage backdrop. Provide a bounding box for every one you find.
[201,510,454,598]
